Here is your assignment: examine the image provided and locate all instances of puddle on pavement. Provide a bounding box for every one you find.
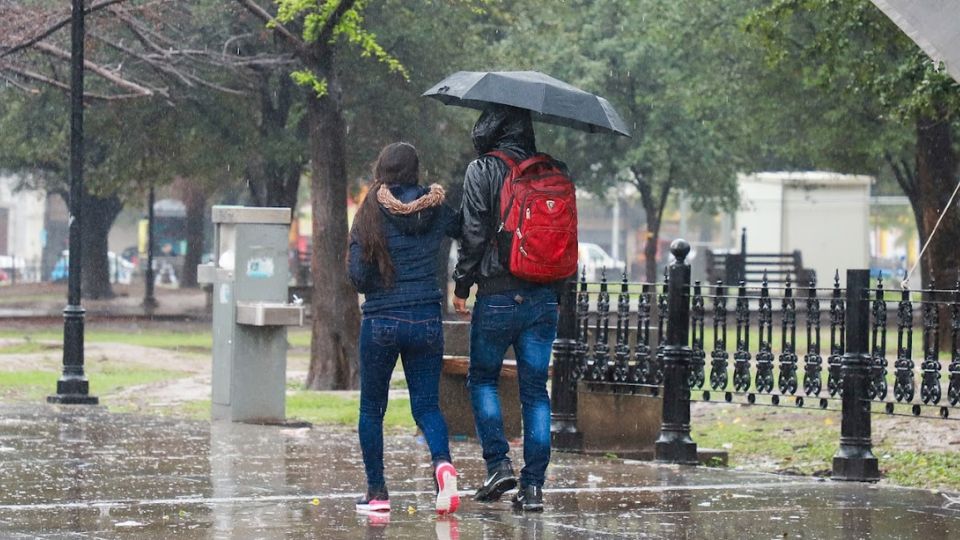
[0,404,957,539]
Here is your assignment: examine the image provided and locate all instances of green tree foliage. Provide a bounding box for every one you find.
[745,0,960,288]
[491,0,750,279]
[234,0,438,389]
[0,87,247,297]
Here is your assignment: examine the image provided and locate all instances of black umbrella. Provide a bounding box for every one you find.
[423,71,630,137]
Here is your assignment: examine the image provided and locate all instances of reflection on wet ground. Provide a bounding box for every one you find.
[0,403,958,539]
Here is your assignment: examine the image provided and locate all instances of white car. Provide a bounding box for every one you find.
[578,242,626,282]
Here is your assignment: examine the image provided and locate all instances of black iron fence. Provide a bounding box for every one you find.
[549,239,960,481]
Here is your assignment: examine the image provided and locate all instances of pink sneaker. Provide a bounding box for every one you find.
[356,489,390,513]
[434,462,460,515]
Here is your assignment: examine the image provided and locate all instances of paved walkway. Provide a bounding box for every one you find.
[0,404,958,539]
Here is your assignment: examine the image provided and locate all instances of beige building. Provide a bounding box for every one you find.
[735,172,872,287]
[0,174,47,281]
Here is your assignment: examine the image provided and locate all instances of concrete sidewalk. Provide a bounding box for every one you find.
[0,403,958,539]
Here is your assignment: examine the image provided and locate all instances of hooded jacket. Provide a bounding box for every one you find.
[348,183,459,314]
[453,106,557,298]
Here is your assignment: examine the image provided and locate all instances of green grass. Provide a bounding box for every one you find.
[0,366,191,401]
[692,406,960,490]
[287,392,415,429]
[0,328,312,352]
[693,409,838,475]
[172,392,416,429]
[0,341,50,355]
[0,293,64,306]
[0,328,212,351]
[288,329,311,348]
[882,451,960,489]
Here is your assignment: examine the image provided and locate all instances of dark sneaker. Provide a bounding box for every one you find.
[511,485,544,512]
[434,461,460,515]
[355,488,390,513]
[474,463,517,502]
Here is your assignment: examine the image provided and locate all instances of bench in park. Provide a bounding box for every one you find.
[705,228,816,288]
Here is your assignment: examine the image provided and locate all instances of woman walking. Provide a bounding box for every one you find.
[348,142,461,515]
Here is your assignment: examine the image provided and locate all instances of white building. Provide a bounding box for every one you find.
[735,172,872,286]
[0,174,46,281]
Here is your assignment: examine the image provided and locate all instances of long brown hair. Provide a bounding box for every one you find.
[350,142,420,288]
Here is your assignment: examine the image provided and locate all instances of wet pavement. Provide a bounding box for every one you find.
[0,404,958,539]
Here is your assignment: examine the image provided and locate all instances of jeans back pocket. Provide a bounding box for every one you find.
[478,300,517,332]
[371,319,399,346]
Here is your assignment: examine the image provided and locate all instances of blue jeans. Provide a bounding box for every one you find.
[358,303,451,491]
[468,286,558,488]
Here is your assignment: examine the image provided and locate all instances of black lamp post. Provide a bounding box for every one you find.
[143,182,157,311]
[48,0,97,405]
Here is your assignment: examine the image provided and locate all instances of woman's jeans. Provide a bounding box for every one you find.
[359,303,451,491]
[468,286,558,488]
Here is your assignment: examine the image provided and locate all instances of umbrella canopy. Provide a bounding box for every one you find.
[870,0,960,84]
[423,71,630,137]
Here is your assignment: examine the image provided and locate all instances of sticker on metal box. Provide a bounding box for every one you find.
[246,257,275,279]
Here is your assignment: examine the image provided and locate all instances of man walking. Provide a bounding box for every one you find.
[453,104,565,512]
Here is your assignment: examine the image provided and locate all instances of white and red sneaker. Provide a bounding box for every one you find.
[434,461,460,515]
[356,489,390,513]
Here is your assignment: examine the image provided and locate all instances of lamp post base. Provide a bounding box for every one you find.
[47,378,98,405]
[47,394,99,405]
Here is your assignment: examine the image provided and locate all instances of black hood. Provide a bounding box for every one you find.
[471,105,537,156]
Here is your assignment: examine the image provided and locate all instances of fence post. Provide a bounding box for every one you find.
[832,269,880,481]
[551,277,583,452]
[655,239,698,464]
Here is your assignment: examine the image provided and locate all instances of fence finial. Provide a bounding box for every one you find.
[670,239,690,264]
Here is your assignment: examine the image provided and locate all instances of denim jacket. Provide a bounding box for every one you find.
[348,184,460,314]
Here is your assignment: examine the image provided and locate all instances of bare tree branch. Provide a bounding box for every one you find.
[0,0,295,102]
[0,0,127,59]
[234,0,306,54]
[0,60,143,100]
[33,41,158,97]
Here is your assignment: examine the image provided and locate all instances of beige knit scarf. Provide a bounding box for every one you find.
[377,183,445,214]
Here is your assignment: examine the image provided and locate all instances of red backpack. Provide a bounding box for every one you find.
[489,150,579,283]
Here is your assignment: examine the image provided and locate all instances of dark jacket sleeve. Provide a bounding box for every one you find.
[348,234,378,294]
[440,203,461,239]
[452,159,493,298]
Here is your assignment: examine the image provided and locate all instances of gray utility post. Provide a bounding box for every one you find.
[199,206,305,423]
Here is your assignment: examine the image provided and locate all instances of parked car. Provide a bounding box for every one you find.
[50,250,135,284]
[0,268,8,285]
[578,242,626,282]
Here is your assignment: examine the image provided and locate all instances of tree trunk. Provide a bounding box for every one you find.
[80,193,122,299]
[913,110,960,349]
[633,171,671,283]
[175,177,208,289]
[914,112,960,282]
[248,72,304,210]
[305,51,361,390]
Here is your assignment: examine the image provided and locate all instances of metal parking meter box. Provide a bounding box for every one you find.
[198,206,303,423]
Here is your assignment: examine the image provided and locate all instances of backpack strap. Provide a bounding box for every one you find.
[515,154,553,173]
[486,150,519,179]
[486,150,521,231]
